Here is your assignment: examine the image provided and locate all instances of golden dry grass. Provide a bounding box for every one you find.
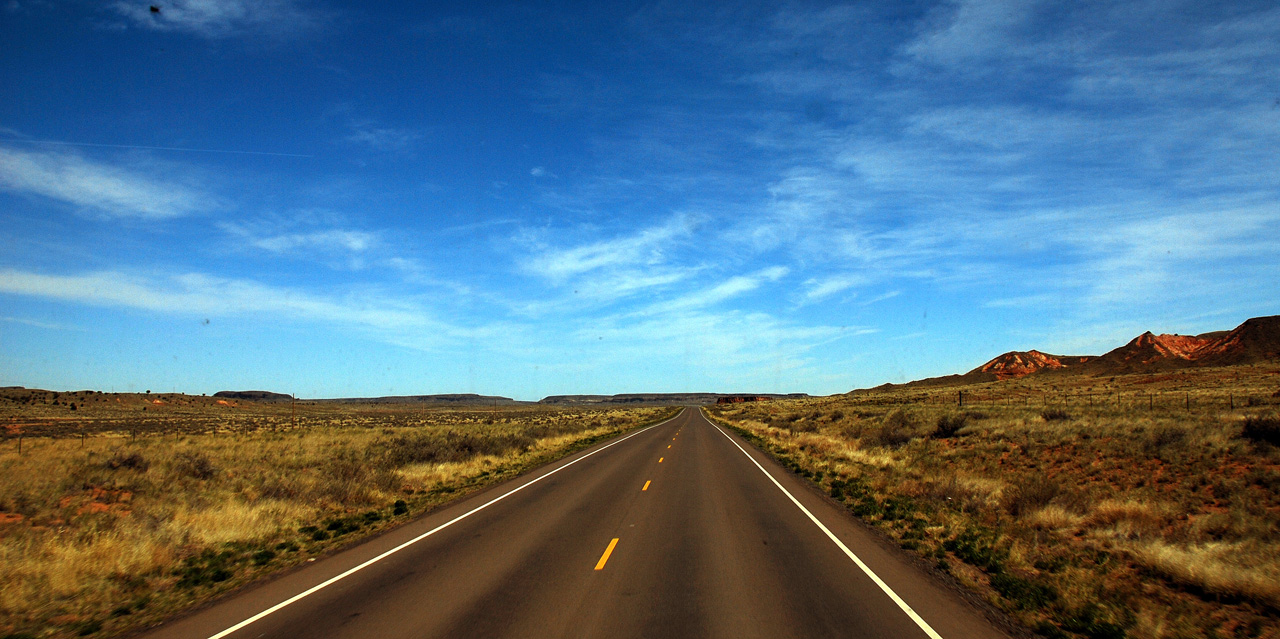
[0,397,674,638]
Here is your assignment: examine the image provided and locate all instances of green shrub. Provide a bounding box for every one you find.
[1060,603,1129,639]
[989,572,1058,609]
[174,549,237,588]
[944,528,1007,573]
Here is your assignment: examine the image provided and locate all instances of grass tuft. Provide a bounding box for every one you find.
[1040,408,1072,421]
[104,451,148,471]
[171,450,218,480]
[1002,474,1060,517]
[931,413,968,439]
[1240,414,1280,446]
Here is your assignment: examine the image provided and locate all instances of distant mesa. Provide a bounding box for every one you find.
[865,314,1280,390]
[213,390,295,402]
[716,395,773,404]
[541,393,807,406]
[319,394,517,405]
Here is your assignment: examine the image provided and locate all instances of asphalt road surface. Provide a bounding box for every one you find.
[141,408,1012,639]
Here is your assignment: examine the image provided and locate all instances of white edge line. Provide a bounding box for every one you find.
[207,409,685,639]
[702,409,945,639]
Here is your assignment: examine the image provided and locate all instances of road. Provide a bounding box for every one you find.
[141,408,1011,639]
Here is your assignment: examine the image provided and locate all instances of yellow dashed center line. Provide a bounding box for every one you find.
[667,444,671,448]
[658,457,664,463]
[595,538,619,570]
[642,480,651,491]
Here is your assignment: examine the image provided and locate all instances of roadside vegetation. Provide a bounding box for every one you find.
[0,394,674,638]
[707,364,1280,639]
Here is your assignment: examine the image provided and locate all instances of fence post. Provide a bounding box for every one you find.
[958,391,963,407]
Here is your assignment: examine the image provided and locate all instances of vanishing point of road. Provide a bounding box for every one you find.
[141,408,1011,639]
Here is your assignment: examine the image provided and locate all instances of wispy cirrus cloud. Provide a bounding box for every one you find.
[523,215,695,282]
[802,274,868,302]
[218,211,415,273]
[636,266,789,317]
[0,268,418,328]
[109,0,330,39]
[512,217,702,314]
[0,146,217,219]
[222,222,377,254]
[1,315,83,331]
[563,302,863,393]
[901,0,1042,67]
[254,229,375,253]
[345,122,426,152]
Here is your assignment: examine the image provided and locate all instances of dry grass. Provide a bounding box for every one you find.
[707,363,1280,639]
[0,395,674,638]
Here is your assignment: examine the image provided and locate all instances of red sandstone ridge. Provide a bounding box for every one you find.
[858,314,1280,393]
[1193,315,1280,365]
[1096,332,1215,368]
[1092,316,1280,371]
[971,350,1091,380]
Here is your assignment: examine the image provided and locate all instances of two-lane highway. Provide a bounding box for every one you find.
[142,408,1011,639]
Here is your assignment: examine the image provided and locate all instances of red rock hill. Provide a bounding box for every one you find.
[871,315,1280,390]
[973,350,1091,380]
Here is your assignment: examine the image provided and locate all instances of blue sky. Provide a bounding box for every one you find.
[2,0,1278,399]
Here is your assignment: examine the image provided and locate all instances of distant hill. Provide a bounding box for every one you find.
[317,394,519,405]
[539,393,809,406]
[975,350,1093,380]
[1084,315,1280,373]
[213,390,295,402]
[861,315,1280,391]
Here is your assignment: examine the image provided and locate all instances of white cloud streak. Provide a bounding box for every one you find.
[629,266,789,317]
[345,122,425,152]
[803,274,867,301]
[525,218,691,281]
[0,146,216,219]
[1,315,83,331]
[222,223,378,254]
[0,268,424,330]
